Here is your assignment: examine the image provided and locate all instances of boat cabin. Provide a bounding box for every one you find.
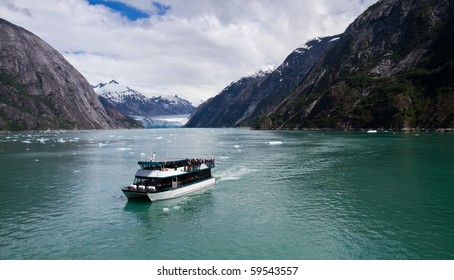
[131,158,215,192]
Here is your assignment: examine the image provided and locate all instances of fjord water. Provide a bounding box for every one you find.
[0,129,453,260]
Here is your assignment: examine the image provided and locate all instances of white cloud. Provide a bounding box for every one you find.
[0,0,378,103]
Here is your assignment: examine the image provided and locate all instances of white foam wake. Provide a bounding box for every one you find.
[216,167,256,182]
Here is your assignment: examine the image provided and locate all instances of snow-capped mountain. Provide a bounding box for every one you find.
[93,80,148,103]
[94,80,196,127]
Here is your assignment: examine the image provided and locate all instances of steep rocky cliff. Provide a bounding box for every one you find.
[0,18,137,131]
[263,0,454,130]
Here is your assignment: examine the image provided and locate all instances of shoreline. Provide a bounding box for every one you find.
[249,127,454,132]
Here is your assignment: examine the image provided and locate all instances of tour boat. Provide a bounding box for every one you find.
[122,153,215,202]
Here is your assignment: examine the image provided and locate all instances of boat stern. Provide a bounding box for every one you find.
[122,185,155,200]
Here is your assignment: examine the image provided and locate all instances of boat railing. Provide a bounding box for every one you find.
[140,158,215,171]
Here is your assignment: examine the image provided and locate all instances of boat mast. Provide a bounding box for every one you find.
[149,152,156,162]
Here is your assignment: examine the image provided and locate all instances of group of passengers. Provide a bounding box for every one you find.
[186,158,215,170]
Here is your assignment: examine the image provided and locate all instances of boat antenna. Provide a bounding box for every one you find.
[150,152,156,162]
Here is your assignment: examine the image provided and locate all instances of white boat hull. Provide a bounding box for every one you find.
[122,190,149,200]
[147,177,216,202]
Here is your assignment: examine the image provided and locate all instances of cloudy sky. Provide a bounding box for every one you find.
[1,0,377,104]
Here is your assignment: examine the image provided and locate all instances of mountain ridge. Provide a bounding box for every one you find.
[186,35,341,128]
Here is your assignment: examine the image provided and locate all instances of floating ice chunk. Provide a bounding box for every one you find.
[22,140,32,144]
[267,141,283,145]
[57,138,66,143]
[116,148,132,151]
[37,138,48,144]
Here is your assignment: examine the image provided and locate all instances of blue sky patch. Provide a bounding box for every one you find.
[88,0,151,21]
[152,1,171,16]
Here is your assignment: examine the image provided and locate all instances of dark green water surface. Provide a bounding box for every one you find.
[0,129,453,259]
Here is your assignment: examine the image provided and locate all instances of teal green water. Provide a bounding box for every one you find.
[0,129,453,259]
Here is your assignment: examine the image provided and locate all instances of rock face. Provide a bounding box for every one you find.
[264,0,454,130]
[186,35,340,128]
[0,18,136,131]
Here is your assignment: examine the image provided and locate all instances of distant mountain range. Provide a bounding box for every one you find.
[94,80,196,127]
[187,0,454,130]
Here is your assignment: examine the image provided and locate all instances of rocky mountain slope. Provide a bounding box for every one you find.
[263,0,454,130]
[94,80,195,126]
[187,0,454,130]
[186,35,340,127]
[0,18,137,131]
[185,69,273,127]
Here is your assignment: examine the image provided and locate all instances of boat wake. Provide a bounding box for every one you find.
[216,167,256,182]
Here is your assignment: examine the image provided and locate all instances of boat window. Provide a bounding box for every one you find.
[133,177,162,186]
